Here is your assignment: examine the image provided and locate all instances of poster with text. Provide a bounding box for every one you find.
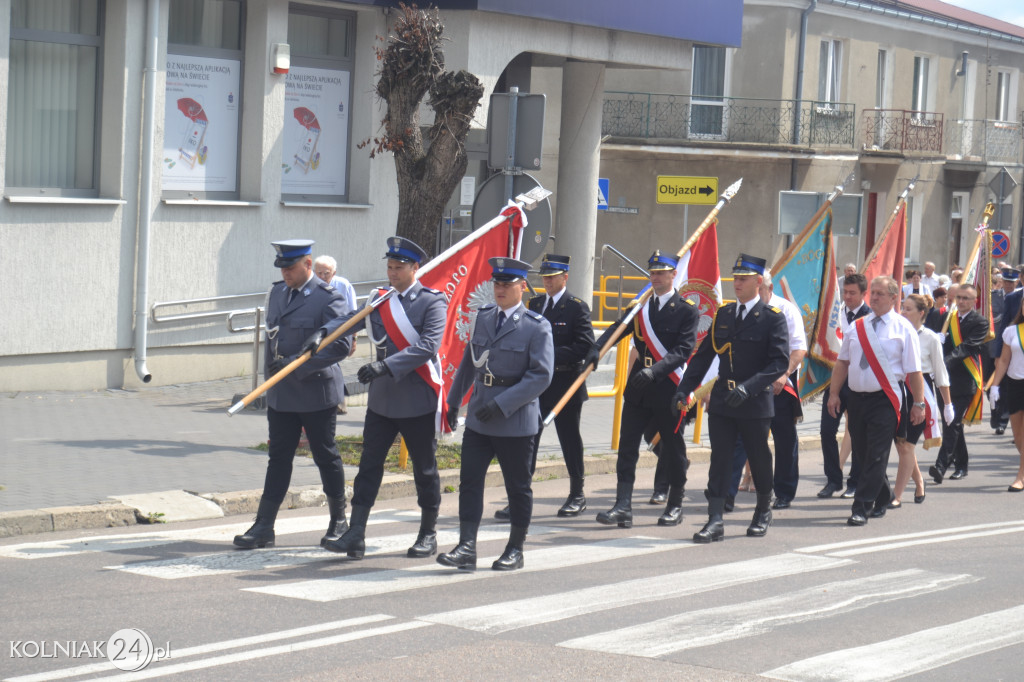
[162,54,240,192]
[281,66,351,197]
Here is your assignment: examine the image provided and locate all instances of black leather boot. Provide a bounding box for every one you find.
[557,477,587,517]
[437,522,478,570]
[407,509,438,558]
[492,525,527,571]
[494,505,511,520]
[657,485,684,526]
[319,495,349,547]
[746,493,773,537]
[233,498,279,549]
[323,504,369,558]
[596,482,633,528]
[693,496,725,543]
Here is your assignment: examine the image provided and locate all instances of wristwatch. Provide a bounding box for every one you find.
[913,401,926,409]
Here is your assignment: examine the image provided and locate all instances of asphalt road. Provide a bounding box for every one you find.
[3,430,1024,681]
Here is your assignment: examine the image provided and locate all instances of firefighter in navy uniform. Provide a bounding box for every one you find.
[438,257,554,571]
[321,237,446,561]
[234,239,352,550]
[585,250,699,528]
[675,254,789,543]
[493,254,595,519]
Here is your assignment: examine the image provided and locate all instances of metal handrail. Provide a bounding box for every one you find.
[151,293,265,324]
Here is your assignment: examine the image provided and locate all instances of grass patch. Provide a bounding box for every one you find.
[251,434,461,473]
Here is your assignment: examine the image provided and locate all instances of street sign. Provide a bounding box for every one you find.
[597,178,609,210]
[487,92,546,171]
[656,175,718,205]
[988,167,1018,196]
[993,231,1010,259]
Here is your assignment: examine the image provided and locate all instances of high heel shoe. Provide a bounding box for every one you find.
[915,482,926,504]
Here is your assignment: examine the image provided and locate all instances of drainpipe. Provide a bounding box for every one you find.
[133,0,159,383]
[790,0,816,191]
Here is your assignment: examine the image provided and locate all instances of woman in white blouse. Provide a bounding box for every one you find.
[892,294,953,506]
[988,294,1024,492]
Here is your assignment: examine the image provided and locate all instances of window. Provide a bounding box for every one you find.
[996,70,1012,121]
[689,45,726,138]
[818,39,842,104]
[162,0,244,198]
[875,50,887,109]
[281,6,356,202]
[912,56,929,116]
[6,0,102,195]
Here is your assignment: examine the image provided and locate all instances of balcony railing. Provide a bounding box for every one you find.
[602,92,856,148]
[943,119,1022,164]
[861,109,944,154]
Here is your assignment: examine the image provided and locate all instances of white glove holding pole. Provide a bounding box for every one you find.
[943,403,955,425]
[990,385,1000,409]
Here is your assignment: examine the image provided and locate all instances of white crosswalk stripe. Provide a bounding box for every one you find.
[420,553,851,634]
[105,523,564,579]
[558,569,976,658]
[765,603,1024,682]
[246,535,686,602]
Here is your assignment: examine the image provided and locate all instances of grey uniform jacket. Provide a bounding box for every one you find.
[264,277,351,413]
[327,282,447,419]
[447,302,554,437]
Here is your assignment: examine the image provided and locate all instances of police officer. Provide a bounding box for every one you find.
[322,237,446,560]
[438,257,554,571]
[586,251,699,528]
[234,240,352,550]
[494,254,594,519]
[675,254,789,542]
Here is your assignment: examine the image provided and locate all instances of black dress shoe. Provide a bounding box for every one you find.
[556,494,587,517]
[840,486,857,499]
[649,491,668,505]
[887,500,902,510]
[928,465,944,484]
[723,496,735,513]
[693,521,724,543]
[1008,485,1024,493]
[771,497,791,510]
[494,505,511,520]
[596,506,633,528]
[847,512,868,526]
[950,469,967,480]
[437,541,477,570]
[995,427,1006,435]
[914,492,926,503]
[491,547,524,571]
[869,505,887,518]
[657,506,684,526]
[407,531,437,558]
[817,482,841,498]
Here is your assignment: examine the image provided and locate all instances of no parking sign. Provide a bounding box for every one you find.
[992,231,1010,259]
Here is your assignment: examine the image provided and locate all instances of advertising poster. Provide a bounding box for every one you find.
[282,66,351,196]
[162,55,240,192]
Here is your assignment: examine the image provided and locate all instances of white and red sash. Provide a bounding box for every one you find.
[637,299,684,386]
[373,288,449,433]
[855,316,902,423]
[920,377,941,449]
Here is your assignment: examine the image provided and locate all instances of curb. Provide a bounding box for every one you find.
[0,436,822,539]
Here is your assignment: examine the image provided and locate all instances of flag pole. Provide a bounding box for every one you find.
[542,178,744,426]
[941,202,995,335]
[227,187,553,416]
[860,174,918,275]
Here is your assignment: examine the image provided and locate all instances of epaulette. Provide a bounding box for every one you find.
[421,287,444,296]
[272,280,284,286]
[525,309,545,322]
[684,298,696,306]
[769,305,782,314]
[478,303,496,311]
[570,296,583,304]
[318,281,336,292]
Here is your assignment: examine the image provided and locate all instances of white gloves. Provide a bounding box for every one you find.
[943,403,955,425]
[990,385,1001,409]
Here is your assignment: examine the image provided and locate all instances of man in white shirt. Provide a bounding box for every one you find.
[921,262,941,291]
[828,276,925,526]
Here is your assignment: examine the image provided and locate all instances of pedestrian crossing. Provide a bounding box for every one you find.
[4,518,1023,682]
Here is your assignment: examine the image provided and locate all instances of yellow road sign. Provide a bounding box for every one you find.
[656,175,718,205]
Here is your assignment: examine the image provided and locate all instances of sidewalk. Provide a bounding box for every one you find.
[0,363,826,537]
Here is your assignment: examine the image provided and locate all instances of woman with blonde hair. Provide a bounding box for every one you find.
[988,294,1024,492]
[892,294,953,506]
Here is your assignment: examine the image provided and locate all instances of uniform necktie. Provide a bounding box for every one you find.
[846,309,855,324]
[737,303,746,322]
[496,310,507,333]
[544,297,554,318]
[288,288,298,306]
[860,316,883,369]
[650,296,660,317]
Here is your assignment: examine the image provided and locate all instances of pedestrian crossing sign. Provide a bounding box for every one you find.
[598,178,609,210]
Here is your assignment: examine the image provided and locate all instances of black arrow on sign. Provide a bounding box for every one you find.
[698,185,714,196]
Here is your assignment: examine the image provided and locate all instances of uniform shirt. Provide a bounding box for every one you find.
[918,326,949,387]
[1001,324,1024,380]
[841,303,870,334]
[839,309,921,392]
[769,293,808,353]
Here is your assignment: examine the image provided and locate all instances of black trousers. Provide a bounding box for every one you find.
[770,392,800,500]
[459,428,535,528]
[530,387,585,480]
[934,392,975,473]
[819,383,861,489]
[617,398,687,490]
[265,406,345,506]
[707,414,772,498]
[847,390,898,509]
[354,409,440,512]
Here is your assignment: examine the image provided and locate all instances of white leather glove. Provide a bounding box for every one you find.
[990,385,1000,409]
[943,403,955,425]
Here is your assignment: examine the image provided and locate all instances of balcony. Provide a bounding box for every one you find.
[861,109,944,154]
[602,92,856,149]
[943,119,1022,164]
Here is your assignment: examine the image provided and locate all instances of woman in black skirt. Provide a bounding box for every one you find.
[989,295,1024,492]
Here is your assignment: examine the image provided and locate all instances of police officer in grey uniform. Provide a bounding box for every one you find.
[234,240,352,549]
[322,237,446,560]
[438,257,554,571]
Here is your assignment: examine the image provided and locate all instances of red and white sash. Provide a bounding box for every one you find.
[638,299,684,385]
[855,316,902,423]
[373,289,449,433]
[920,377,941,449]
